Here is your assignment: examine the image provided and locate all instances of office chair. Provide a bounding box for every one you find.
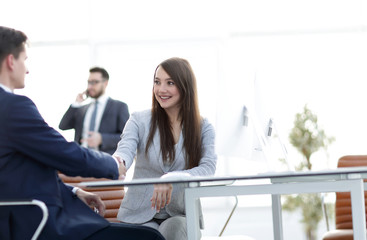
[58,173,125,222]
[322,155,367,240]
[0,199,48,240]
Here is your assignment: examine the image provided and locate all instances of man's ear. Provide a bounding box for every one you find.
[5,54,15,71]
[103,80,109,88]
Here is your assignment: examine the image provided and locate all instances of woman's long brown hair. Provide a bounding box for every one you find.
[145,57,202,169]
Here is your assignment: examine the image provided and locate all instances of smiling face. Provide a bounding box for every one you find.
[153,66,181,113]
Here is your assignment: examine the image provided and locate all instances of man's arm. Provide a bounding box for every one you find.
[59,92,88,130]
[59,105,78,130]
[9,95,119,179]
[75,188,106,217]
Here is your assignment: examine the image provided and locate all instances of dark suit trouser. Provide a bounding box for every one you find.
[0,206,165,240]
[0,205,43,240]
[86,222,165,240]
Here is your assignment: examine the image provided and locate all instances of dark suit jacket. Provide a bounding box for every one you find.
[59,98,129,155]
[0,88,119,240]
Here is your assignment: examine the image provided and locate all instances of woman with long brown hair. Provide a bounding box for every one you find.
[114,57,217,239]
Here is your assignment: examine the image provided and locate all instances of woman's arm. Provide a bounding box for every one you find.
[113,112,141,170]
[175,119,217,176]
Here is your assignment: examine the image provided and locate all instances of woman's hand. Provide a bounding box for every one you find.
[151,184,173,213]
[113,155,126,180]
[76,188,106,217]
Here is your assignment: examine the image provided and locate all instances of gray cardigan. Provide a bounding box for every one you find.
[114,110,217,225]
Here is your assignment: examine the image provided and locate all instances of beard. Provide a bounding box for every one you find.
[90,89,104,99]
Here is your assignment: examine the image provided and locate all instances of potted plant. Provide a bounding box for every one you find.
[282,105,335,240]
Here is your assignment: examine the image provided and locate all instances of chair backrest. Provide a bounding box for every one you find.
[335,155,367,229]
[0,199,48,240]
[58,173,124,222]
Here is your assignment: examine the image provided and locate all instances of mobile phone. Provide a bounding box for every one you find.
[85,89,90,98]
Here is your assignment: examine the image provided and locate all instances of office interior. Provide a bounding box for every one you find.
[2,0,367,239]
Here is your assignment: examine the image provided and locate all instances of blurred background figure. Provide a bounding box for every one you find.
[59,67,129,154]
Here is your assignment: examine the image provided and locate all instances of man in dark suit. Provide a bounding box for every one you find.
[0,26,164,240]
[59,67,129,155]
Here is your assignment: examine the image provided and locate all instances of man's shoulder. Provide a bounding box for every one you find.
[107,97,128,107]
[0,92,39,123]
[0,91,32,106]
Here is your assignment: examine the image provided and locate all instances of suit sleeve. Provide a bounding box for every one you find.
[7,95,119,179]
[59,105,78,130]
[100,101,130,152]
[113,111,139,170]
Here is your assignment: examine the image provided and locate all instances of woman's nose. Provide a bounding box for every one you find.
[158,84,167,92]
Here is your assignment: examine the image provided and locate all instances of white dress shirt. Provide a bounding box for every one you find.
[71,94,109,149]
[0,83,12,93]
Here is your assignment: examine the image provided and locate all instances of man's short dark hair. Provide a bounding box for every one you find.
[0,26,28,65]
[89,67,109,81]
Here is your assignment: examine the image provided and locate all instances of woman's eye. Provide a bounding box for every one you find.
[168,81,175,85]
[154,80,160,85]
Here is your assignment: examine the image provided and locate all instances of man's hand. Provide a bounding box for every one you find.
[150,184,173,213]
[76,188,105,217]
[113,155,126,180]
[83,132,102,148]
[76,91,87,103]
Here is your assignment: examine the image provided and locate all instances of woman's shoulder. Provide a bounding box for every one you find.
[200,116,215,131]
[200,116,211,126]
[130,109,151,121]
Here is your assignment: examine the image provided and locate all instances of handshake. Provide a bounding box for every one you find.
[113,155,126,180]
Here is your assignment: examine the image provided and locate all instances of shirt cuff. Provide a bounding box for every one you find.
[114,158,120,169]
[71,102,83,108]
[72,187,80,195]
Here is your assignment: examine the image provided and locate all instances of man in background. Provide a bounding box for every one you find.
[59,67,129,154]
[0,25,163,240]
